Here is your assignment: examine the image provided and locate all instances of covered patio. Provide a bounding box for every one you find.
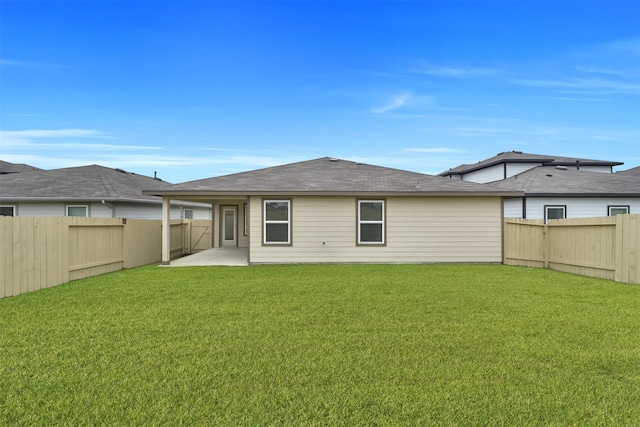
[163,247,248,267]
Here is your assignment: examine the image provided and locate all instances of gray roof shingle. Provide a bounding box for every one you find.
[148,157,521,196]
[485,166,640,196]
[0,161,42,174]
[439,151,623,176]
[0,164,176,203]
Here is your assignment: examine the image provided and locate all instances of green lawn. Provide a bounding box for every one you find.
[1,264,639,425]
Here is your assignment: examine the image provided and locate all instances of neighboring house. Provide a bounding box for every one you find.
[439,151,622,183]
[0,163,211,219]
[0,160,42,174]
[618,166,640,177]
[487,165,640,221]
[146,157,522,265]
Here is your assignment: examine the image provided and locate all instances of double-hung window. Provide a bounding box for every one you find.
[263,200,291,245]
[358,200,385,245]
[608,205,629,216]
[544,205,565,223]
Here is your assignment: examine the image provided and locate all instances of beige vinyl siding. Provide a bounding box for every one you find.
[249,195,503,264]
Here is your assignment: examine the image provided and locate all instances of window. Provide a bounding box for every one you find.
[263,200,290,244]
[544,205,566,223]
[66,205,88,217]
[0,206,15,216]
[358,200,385,245]
[183,209,193,219]
[608,205,629,216]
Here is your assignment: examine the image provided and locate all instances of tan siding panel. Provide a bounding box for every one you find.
[250,196,503,264]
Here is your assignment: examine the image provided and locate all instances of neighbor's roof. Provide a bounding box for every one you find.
[0,160,42,174]
[0,164,206,206]
[439,151,623,176]
[617,166,640,177]
[147,157,522,197]
[485,166,640,197]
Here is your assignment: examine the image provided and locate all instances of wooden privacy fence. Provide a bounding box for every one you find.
[1,217,212,298]
[504,214,639,284]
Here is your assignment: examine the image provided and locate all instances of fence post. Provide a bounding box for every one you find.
[543,223,549,269]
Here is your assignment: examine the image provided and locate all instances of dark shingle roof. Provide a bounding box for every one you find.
[485,166,640,196]
[148,157,521,196]
[439,151,623,176]
[0,160,42,174]
[0,164,175,203]
[618,166,640,177]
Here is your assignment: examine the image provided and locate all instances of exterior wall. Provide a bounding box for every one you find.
[505,163,543,179]
[523,197,640,220]
[14,202,65,217]
[462,165,504,183]
[248,195,503,264]
[5,201,210,220]
[504,198,524,218]
[578,165,611,173]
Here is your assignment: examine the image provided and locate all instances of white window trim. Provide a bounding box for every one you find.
[66,205,89,217]
[608,205,630,216]
[263,199,291,245]
[358,199,385,245]
[0,205,16,216]
[544,205,566,224]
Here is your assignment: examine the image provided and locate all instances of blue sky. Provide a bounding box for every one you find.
[1,1,639,183]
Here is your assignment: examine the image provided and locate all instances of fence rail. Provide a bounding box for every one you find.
[1,217,212,298]
[504,214,639,284]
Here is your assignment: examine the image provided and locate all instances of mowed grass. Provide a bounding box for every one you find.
[1,264,639,425]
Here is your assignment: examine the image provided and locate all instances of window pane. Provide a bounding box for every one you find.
[266,223,289,243]
[224,210,235,240]
[610,207,628,216]
[547,208,564,220]
[360,202,383,221]
[67,206,87,217]
[0,207,14,216]
[360,223,383,243]
[266,202,289,221]
[184,209,193,219]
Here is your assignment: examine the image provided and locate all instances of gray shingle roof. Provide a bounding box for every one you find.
[148,157,521,196]
[485,166,640,196]
[618,166,640,177]
[0,160,42,174]
[0,164,183,204]
[439,151,623,176]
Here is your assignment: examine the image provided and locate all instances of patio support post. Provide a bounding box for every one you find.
[162,197,171,265]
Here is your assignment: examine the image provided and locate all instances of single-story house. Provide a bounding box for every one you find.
[486,165,640,221]
[145,157,522,265]
[439,151,622,183]
[0,163,211,219]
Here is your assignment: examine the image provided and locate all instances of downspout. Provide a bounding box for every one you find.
[522,196,527,219]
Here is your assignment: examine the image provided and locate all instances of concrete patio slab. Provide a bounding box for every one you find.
[162,248,248,267]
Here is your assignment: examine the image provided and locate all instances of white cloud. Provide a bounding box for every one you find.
[510,77,640,95]
[412,63,498,78]
[370,92,411,114]
[0,128,159,151]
